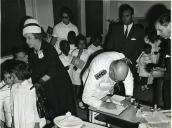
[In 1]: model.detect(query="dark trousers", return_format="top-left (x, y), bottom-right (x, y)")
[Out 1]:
top-left (73, 85), bottom-right (84, 102)
top-left (163, 80), bottom-right (171, 109)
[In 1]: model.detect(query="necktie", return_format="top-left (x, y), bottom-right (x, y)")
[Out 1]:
top-left (113, 81), bottom-right (125, 96)
top-left (124, 25), bottom-right (128, 38)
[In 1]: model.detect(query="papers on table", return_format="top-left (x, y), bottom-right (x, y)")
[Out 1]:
top-left (98, 104), bottom-right (128, 115)
top-left (98, 95), bottom-right (128, 115)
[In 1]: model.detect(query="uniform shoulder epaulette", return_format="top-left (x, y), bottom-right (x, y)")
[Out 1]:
top-left (94, 70), bottom-right (107, 80)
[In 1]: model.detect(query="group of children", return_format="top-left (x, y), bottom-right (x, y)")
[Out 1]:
top-left (0, 49), bottom-right (46, 128)
top-left (57, 31), bottom-right (103, 109)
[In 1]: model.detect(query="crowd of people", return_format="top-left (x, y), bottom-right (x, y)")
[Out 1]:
top-left (0, 4), bottom-right (171, 128)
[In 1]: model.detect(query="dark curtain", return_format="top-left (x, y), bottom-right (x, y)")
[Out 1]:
top-left (1, 0), bottom-right (26, 57)
top-left (85, 0), bottom-right (103, 37)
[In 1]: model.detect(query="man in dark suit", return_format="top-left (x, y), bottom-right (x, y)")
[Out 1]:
top-left (155, 11), bottom-right (171, 109)
top-left (105, 4), bottom-right (145, 75)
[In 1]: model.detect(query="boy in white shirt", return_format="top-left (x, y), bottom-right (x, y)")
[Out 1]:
top-left (10, 60), bottom-right (45, 128)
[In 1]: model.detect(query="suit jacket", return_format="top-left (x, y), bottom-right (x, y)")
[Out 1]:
top-left (105, 22), bottom-right (145, 65)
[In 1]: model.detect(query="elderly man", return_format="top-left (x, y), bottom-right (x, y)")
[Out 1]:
top-left (82, 52), bottom-right (134, 109)
top-left (155, 11), bottom-right (171, 109)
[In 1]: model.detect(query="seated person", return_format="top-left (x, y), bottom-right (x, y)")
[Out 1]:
top-left (82, 51), bottom-right (134, 109)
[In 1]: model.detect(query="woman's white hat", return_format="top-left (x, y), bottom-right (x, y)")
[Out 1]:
top-left (23, 18), bottom-right (41, 36)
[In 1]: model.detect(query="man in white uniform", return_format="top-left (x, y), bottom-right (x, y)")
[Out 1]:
top-left (50, 7), bottom-right (79, 54)
top-left (82, 52), bottom-right (134, 109)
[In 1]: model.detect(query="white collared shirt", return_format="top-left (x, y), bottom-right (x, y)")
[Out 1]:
top-left (82, 52), bottom-right (134, 108)
top-left (124, 22), bottom-right (133, 37)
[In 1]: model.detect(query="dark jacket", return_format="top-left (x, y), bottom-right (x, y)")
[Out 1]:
top-left (105, 22), bottom-right (145, 65)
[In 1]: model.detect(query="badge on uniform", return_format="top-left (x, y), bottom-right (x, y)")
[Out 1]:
top-left (94, 70), bottom-right (107, 80)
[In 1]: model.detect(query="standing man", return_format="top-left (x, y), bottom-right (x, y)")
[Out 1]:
top-left (82, 52), bottom-right (134, 109)
top-left (155, 11), bottom-right (171, 109)
top-left (50, 7), bottom-right (79, 54)
top-left (105, 4), bottom-right (145, 75)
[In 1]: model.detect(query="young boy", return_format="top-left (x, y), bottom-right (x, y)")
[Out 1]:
top-left (59, 40), bottom-right (73, 71)
top-left (10, 60), bottom-right (44, 128)
top-left (0, 59), bottom-right (15, 128)
top-left (67, 31), bottom-right (77, 55)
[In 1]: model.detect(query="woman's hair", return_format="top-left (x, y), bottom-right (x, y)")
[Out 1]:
top-left (145, 26), bottom-right (160, 43)
top-left (11, 60), bottom-right (31, 81)
top-left (60, 7), bottom-right (72, 19)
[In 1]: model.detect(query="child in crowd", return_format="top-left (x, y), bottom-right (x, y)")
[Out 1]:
top-left (67, 31), bottom-right (77, 55)
top-left (70, 34), bottom-right (90, 109)
top-left (136, 44), bottom-right (153, 91)
top-left (10, 60), bottom-right (45, 128)
top-left (59, 40), bottom-right (73, 72)
top-left (144, 27), bottom-right (162, 64)
top-left (13, 47), bottom-right (28, 64)
top-left (0, 60), bottom-right (15, 128)
top-left (87, 35), bottom-right (103, 55)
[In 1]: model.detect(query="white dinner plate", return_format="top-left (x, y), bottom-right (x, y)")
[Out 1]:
top-left (54, 115), bottom-right (83, 128)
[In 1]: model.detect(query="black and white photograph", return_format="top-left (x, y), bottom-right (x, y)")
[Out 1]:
top-left (0, 0), bottom-right (171, 128)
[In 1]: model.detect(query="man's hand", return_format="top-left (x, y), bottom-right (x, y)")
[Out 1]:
top-left (121, 96), bottom-right (131, 107)
top-left (101, 102), bottom-right (117, 109)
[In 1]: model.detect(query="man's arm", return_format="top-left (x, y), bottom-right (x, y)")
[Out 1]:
top-left (82, 66), bottom-right (103, 108)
